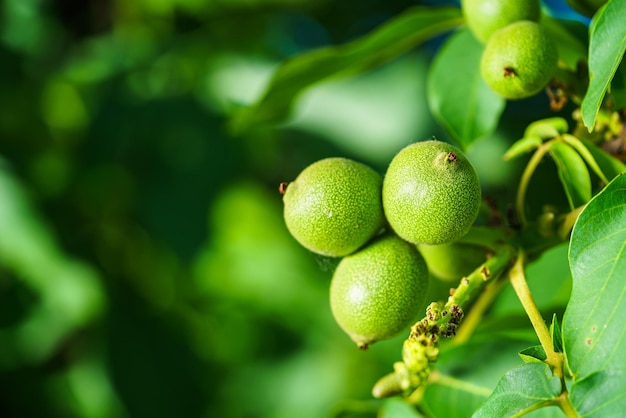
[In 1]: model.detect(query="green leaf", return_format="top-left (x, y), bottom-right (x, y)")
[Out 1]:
top-left (473, 363), bottom-right (561, 418)
top-left (562, 134), bottom-right (610, 186)
top-left (504, 118), bottom-right (570, 161)
top-left (231, 6), bottom-right (463, 132)
top-left (550, 314), bottom-right (563, 354)
top-left (525, 118), bottom-right (569, 140)
top-left (426, 29), bottom-right (505, 149)
top-left (519, 345), bottom-right (547, 363)
top-left (579, 138), bottom-right (626, 182)
top-left (570, 369), bottom-right (626, 417)
top-left (503, 136), bottom-right (543, 160)
top-left (563, 173), bottom-right (626, 380)
top-left (549, 141), bottom-right (592, 209)
top-left (580, 0), bottom-right (626, 130)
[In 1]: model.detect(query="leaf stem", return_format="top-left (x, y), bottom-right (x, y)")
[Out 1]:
top-left (506, 249), bottom-right (580, 417)
top-left (444, 244), bottom-right (516, 312)
top-left (556, 392), bottom-right (579, 418)
top-left (508, 250), bottom-right (562, 376)
top-left (453, 275), bottom-right (508, 345)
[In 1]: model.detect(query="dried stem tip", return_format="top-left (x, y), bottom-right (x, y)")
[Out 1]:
top-left (503, 66), bottom-right (517, 78)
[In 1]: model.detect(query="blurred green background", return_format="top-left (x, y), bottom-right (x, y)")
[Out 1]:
top-left (0, 0), bottom-right (573, 417)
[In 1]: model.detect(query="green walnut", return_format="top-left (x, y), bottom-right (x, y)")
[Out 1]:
top-left (462, 0), bottom-right (540, 43)
top-left (330, 234), bottom-right (429, 348)
top-left (481, 20), bottom-right (558, 100)
top-left (418, 242), bottom-right (487, 282)
top-left (382, 140), bottom-right (481, 245)
top-left (282, 157), bottom-right (385, 257)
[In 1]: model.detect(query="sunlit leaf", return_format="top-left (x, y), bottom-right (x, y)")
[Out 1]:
top-left (232, 6), bottom-right (463, 131)
top-left (427, 29), bottom-right (505, 149)
top-left (473, 363), bottom-right (561, 417)
top-left (525, 118), bottom-right (569, 140)
top-left (563, 173), bottom-right (626, 380)
top-left (580, 0), bottom-right (626, 130)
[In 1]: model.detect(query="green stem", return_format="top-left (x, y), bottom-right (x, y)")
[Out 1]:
top-left (453, 276), bottom-right (508, 345)
top-left (516, 143), bottom-right (552, 227)
top-left (443, 244), bottom-right (516, 312)
top-left (557, 392), bottom-right (579, 418)
top-left (427, 371), bottom-right (492, 398)
top-left (510, 242), bottom-right (580, 417)
top-left (508, 251), bottom-right (562, 375)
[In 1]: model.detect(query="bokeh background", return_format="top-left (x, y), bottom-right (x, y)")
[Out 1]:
top-left (0, 0), bottom-right (583, 417)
